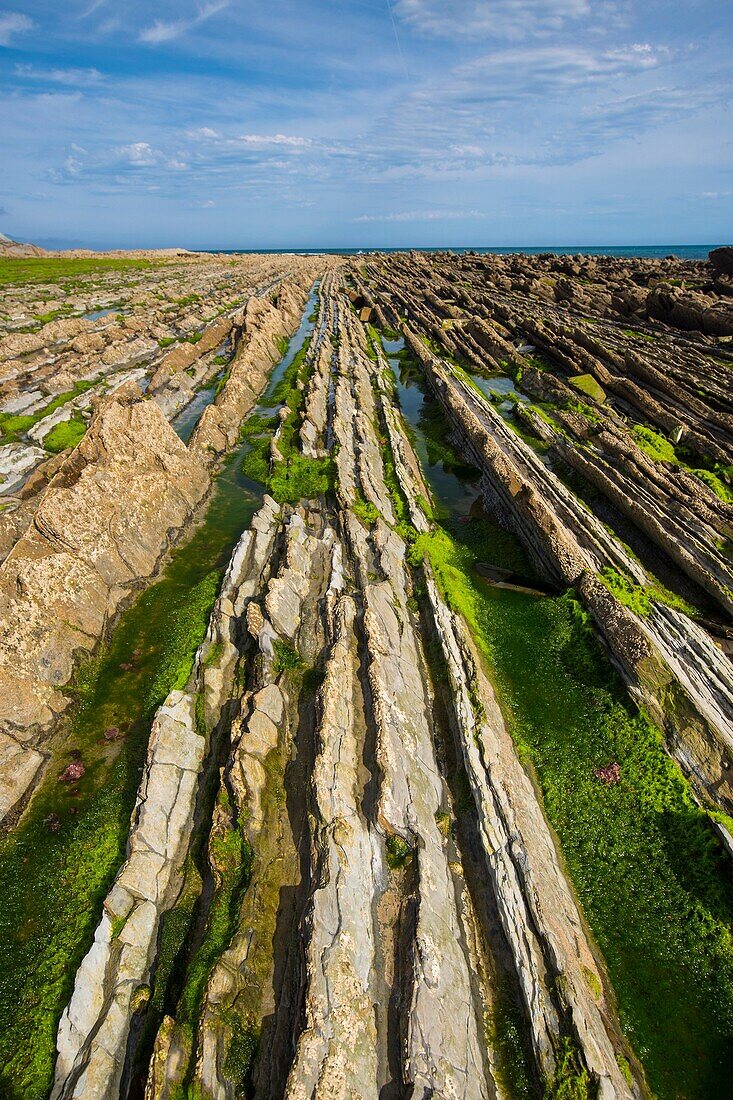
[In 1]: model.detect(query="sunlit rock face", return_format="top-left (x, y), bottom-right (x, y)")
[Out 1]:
top-left (2, 250), bottom-right (733, 1100)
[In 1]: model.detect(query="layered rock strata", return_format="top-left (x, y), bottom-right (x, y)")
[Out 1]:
top-left (0, 385), bottom-right (209, 821)
top-left (364, 252), bottom-right (733, 813)
top-left (53, 274), bottom-right (642, 1100)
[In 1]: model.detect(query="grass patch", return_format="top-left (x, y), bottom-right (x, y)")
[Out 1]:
top-left (385, 833), bottom-right (413, 869)
top-left (0, 380), bottom-right (95, 444)
top-left (175, 806), bottom-right (253, 1040)
top-left (569, 374), bottom-right (606, 403)
top-left (240, 437), bottom-right (270, 485)
top-left (632, 424), bottom-right (677, 463)
top-left (203, 641), bottom-right (224, 668)
top-left (486, 1002), bottom-right (535, 1100)
top-left (352, 491), bottom-right (380, 526)
top-left (0, 257), bottom-right (157, 287)
top-left (598, 567), bottom-right (653, 617)
top-left (272, 640), bottom-right (304, 677)
top-left (564, 398), bottom-right (601, 425)
top-left (43, 416), bottom-right (87, 454)
top-left (269, 454), bottom-right (336, 504)
top-left (240, 329), bottom-right (336, 505)
top-left (630, 426), bottom-right (733, 504)
top-left (622, 328), bottom-right (657, 342)
top-left (599, 566), bottom-right (696, 618)
top-left (692, 467), bottom-right (733, 504)
top-left (224, 1024), bottom-right (261, 1097)
top-left (546, 1037), bottom-right (592, 1099)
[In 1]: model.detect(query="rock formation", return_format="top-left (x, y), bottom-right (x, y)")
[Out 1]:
top-left (1, 248), bottom-right (732, 1100)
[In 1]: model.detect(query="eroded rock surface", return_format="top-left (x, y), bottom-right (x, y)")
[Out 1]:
top-left (5, 250), bottom-right (733, 1100)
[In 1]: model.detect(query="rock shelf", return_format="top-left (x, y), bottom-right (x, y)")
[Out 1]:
top-left (0, 256), bottom-right (325, 825)
top-left (1, 250), bottom-right (732, 1100)
top-left (362, 251), bottom-right (733, 814)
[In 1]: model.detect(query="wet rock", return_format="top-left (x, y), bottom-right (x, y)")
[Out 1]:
top-left (52, 692), bottom-right (205, 1100)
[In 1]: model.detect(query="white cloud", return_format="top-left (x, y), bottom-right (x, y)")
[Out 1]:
top-left (119, 141), bottom-right (157, 166)
top-left (139, 1), bottom-right (229, 45)
top-left (394, 0), bottom-right (591, 40)
top-left (459, 42), bottom-right (669, 87)
top-left (450, 144), bottom-right (486, 157)
top-left (15, 63), bottom-right (104, 85)
top-left (187, 126), bottom-right (222, 140)
top-left (0, 11), bottom-right (32, 46)
top-left (238, 133), bottom-right (312, 148)
top-left (356, 209), bottom-right (489, 222)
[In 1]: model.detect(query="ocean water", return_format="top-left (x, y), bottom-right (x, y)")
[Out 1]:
top-left (212, 244), bottom-right (719, 260)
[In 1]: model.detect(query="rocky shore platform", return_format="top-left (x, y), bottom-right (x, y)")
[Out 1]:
top-left (1, 247), bottom-right (732, 1100)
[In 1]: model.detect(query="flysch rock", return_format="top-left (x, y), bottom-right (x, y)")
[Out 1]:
top-left (0, 384), bottom-right (210, 822)
top-left (191, 506), bottom-right (332, 1100)
top-left (52, 692), bottom-right (205, 1100)
top-left (0, 441), bottom-right (46, 494)
top-left (54, 497), bottom-right (284, 1100)
top-left (327, 317), bottom-right (492, 1097)
top-left (334, 273), bottom-right (641, 1096)
top-left (284, 594), bottom-right (380, 1100)
top-left (189, 279), bottom-right (310, 462)
top-left (0, 730), bottom-right (44, 821)
top-left (395, 323), bottom-right (733, 812)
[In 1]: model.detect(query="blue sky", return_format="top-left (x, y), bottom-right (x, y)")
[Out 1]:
top-left (0, 0), bottom-right (731, 248)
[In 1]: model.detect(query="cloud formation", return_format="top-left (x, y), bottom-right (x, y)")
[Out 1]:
top-left (0, 0), bottom-right (730, 247)
top-left (0, 11), bottom-right (32, 46)
top-left (393, 0), bottom-right (591, 39)
top-left (15, 63), bottom-right (103, 84)
top-left (356, 209), bottom-right (490, 222)
top-left (139, 1), bottom-right (229, 45)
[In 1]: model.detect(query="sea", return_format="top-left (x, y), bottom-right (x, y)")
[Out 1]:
top-left (211, 245), bottom-right (719, 260)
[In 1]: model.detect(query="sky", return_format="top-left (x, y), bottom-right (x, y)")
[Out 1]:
top-left (0, 0), bottom-right (731, 249)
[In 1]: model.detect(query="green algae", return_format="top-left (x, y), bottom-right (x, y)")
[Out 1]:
top-left (486, 1002), bottom-right (535, 1100)
top-left (0, 380), bottom-right (95, 444)
top-left (269, 454), bottom-right (336, 503)
top-left (390, 343), bottom-right (733, 1100)
top-left (385, 833), bottom-right (413, 869)
top-left (0, 256), bottom-right (159, 287)
top-left (43, 415), bottom-right (87, 454)
top-left (0, 286), bottom-right (319, 1100)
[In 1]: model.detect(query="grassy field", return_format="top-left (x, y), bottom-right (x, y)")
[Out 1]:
top-left (0, 256), bottom-right (160, 287)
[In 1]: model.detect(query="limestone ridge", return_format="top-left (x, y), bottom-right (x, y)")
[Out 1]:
top-left (0, 261), bottom-right (322, 824)
top-left (0, 384), bottom-right (209, 818)
top-left (363, 250), bottom-right (733, 816)
top-left (189, 278), bottom-right (309, 460)
top-left (52, 272), bottom-right (642, 1099)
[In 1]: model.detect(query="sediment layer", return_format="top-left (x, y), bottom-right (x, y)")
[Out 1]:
top-left (2, 248), bottom-right (733, 1100)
